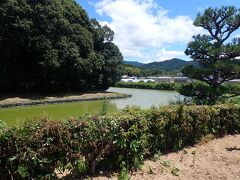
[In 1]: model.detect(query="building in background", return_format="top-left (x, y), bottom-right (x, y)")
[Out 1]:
top-left (121, 75), bottom-right (191, 83)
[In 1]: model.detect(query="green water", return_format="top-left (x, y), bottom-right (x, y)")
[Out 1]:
top-left (0, 100), bottom-right (117, 126)
top-left (0, 87), bottom-right (180, 126)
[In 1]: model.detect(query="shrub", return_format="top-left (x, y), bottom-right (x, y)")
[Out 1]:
top-left (0, 104), bottom-right (239, 178)
top-left (177, 82), bottom-right (240, 105)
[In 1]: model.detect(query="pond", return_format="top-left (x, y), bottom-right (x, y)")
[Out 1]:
top-left (107, 87), bottom-right (180, 108)
top-left (0, 87), bottom-right (181, 126)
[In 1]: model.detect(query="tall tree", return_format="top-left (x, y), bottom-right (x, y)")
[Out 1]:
top-left (178, 6), bottom-right (240, 104)
top-left (0, 0), bottom-right (122, 92)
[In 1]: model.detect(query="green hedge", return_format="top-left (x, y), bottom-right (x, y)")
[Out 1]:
top-left (0, 104), bottom-right (240, 178)
top-left (114, 81), bottom-right (178, 90)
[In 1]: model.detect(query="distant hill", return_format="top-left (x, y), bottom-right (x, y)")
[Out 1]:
top-left (124, 58), bottom-right (198, 72)
top-left (123, 61), bottom-right (146, 68)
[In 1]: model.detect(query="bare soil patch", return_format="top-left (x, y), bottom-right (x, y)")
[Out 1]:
top-left (93, 134), bottom-right (240, 180)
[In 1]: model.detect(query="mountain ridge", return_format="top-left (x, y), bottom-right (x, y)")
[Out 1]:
top-left (123, 58), bottom-right (197, 71)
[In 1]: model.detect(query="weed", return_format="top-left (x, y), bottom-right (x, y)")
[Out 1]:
top-left (153, 151), bottom-right (162, 162)
top-left (180, 149), bottom-right (188, 162)
top-left (147, 166), bottom-right (155, 175)
top-left (162, 160), bottom-right (170, 168)
top-left (118, 162), bottom-right (130, 180)
top-left (100, 98), bottom-right (108, 115)
top-left (191, 151), bottom-right (197, 166)
top-left (171, 167), bottom-right (180, 176)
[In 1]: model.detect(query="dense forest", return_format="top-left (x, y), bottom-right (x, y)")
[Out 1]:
top-left (119, 64), bottom-right (165, 76)
top-left (0, 0), bottom-right (123, 92)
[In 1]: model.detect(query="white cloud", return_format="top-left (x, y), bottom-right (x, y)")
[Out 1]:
top-left (95, 0), bottom-right (203, 62)
top-left (235, 33), bottom-right (240, 38)
top-left (142, 49), bottom-right (186, 63)
top-left (156, 49), bottom-right (185, 61)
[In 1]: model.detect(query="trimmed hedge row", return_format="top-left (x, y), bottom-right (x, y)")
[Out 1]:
top-left (114, 81), bottom-right (178, 90)
top-left (0, 104), bottom-right (240, 178)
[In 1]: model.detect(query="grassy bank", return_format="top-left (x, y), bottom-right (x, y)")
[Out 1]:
top-left (114, 81), bottom-right (180, 90)
top-left (0, 92), bottom-right (131, 108)
top-left (1, 104), bottom-right (239, 179)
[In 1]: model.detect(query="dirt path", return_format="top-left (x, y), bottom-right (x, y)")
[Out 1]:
top-left (95, 134), bottom-right (240, 180)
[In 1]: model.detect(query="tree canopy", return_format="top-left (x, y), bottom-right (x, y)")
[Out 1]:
top-left (179, 6), bottom-right (240, 104)
top-left (0, 0), bottom-right (123, 92)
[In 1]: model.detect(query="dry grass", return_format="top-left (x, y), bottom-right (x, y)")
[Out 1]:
top-left (0, 92), bottom-right (130, 107)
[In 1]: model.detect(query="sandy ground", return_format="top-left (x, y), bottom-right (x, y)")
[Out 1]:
top-left (94, 134), bottom-right (240, 180)
top-left (0, 92), bottom-right (130, 107)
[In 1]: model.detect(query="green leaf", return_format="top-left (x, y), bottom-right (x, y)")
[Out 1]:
top-left (17, 165), bottom-right (29, 178)
top-left (8, 156), bottom-right (17, 162)
top-left (0, 120), bottom-right (7, 129)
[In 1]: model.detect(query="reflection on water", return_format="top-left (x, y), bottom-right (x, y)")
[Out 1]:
top-left (108, 87), bottom-right (181, 109)
top-left (0, 87), bottom-right (180, 125)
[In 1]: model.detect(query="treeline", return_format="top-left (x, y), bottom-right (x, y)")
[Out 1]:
top-left (0, 0), bottom-right (122, 92)
top-left (1, 104), bottom-right (240, 178)
top-left (119, 64), bottom-right (164, 77)
top-left (119, 63), bottom-right (182, 77)
top-left (115, 81), bottom-right (177, 90)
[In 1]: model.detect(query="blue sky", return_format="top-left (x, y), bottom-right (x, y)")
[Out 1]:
top-left (78, 0), bottom-right (240, 62)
